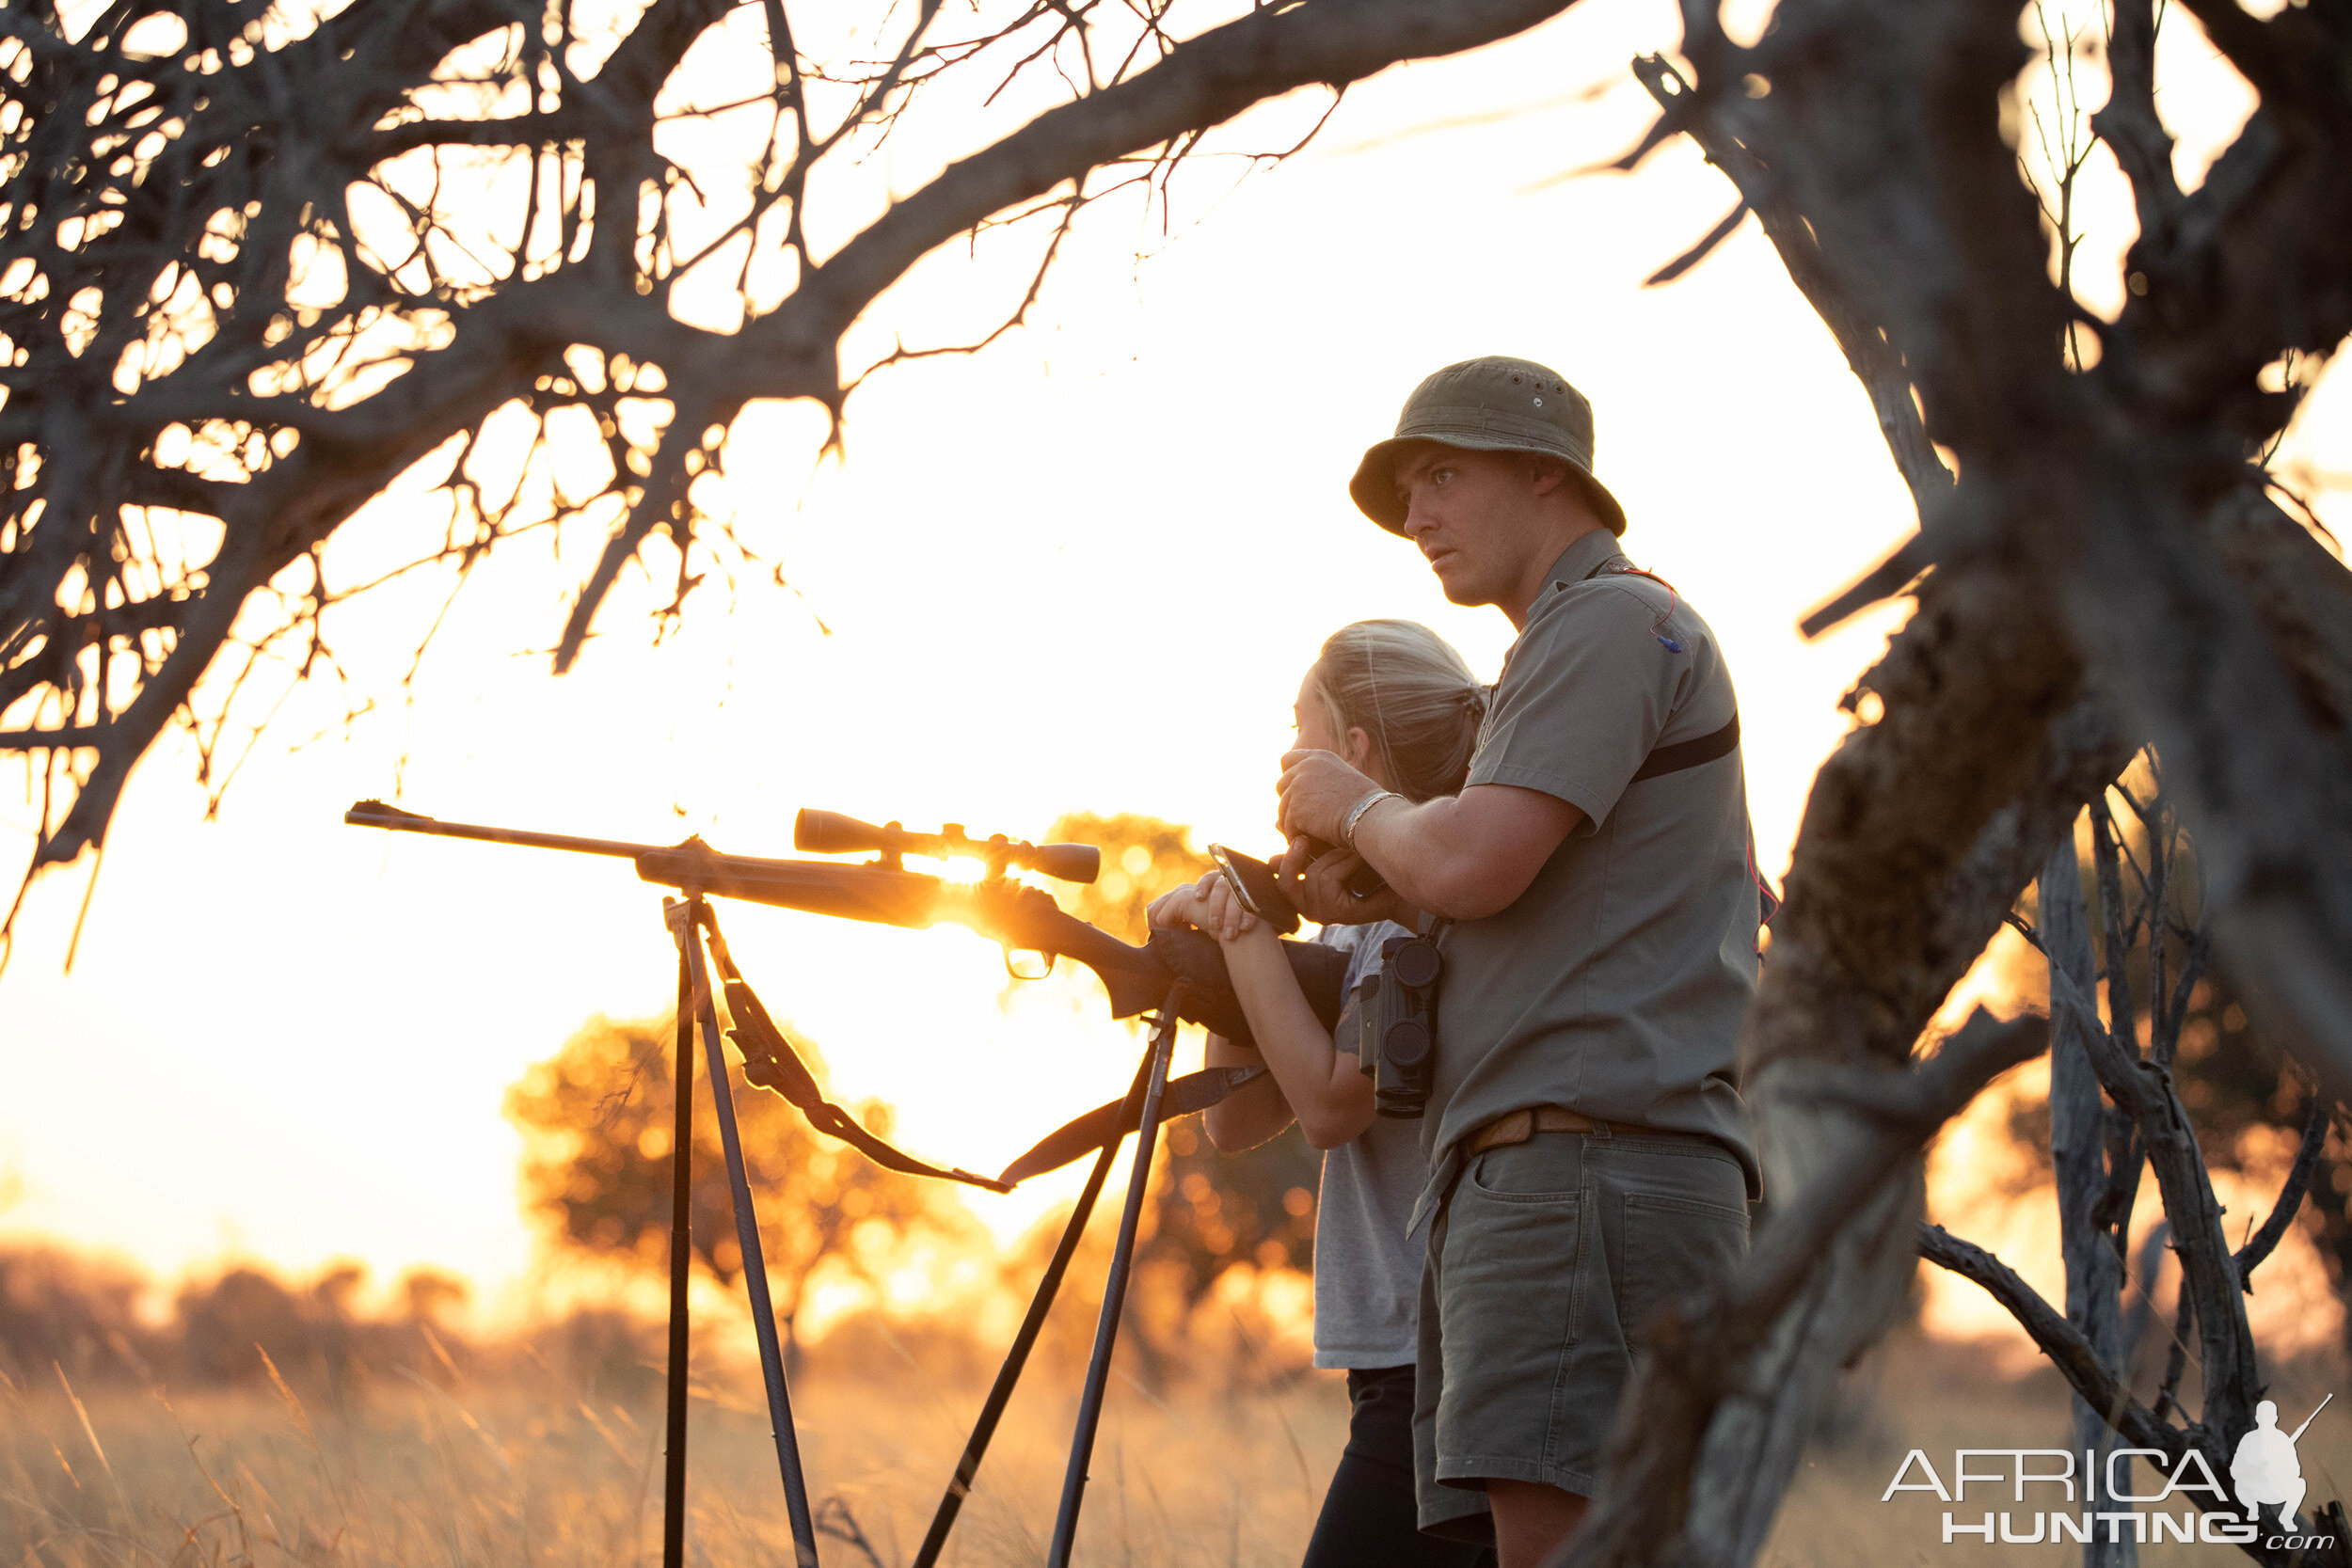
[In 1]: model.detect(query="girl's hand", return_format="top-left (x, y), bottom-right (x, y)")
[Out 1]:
top-left (1146, 874), bottom-right (1216, 930)
top-left (1144, 872), bottom-right (1261, 942)
top-left (1146, 873), bottom-right (1261, 942)
top-left (1194, 873), bottom-right (1264, 944)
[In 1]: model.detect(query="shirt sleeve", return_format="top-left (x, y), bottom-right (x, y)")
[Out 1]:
top-left (1327, 919), bottom-right (1409, 994)
top-left (1466, 579), bottom-right (1693, 832)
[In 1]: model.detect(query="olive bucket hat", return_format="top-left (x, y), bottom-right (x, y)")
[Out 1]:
top-left (1349, 356), bottom-right (1628, 536)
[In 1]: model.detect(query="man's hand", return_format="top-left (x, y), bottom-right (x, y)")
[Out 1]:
top-left (1277, 749), bottom-right (1382, 846)
top-left (1276, 835), bottom-right (1418, 927)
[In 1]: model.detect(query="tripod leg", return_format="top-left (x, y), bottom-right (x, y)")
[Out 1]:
top-left (910, 1050), bottom-right (1149, 1568)
top-left (663, 934), bottom-right (694, 1568)
top-left (684, 903), bottom-right (820, 1567)
top-left (1047, 1002), bottom-right (1179, 1568)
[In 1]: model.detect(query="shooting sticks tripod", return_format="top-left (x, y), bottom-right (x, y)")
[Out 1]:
top-left (658, 891), bottom-right (1183, 1568)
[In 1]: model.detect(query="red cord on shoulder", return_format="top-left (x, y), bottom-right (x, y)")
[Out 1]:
top-left (1602, 565), bottom-right (1683, 653)
top-left (1748, 837), bottom-right (1782, 931)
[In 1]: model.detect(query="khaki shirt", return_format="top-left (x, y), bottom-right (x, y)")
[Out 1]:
top-left (1412, 531), bottom-right (1761, 1230)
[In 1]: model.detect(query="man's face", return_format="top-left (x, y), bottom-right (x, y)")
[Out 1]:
top-left (1391, 444), bottom-right (1548, 608)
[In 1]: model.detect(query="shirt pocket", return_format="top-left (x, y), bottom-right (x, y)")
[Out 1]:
top-left (1617, 1191), bottom-right (1748, 1354)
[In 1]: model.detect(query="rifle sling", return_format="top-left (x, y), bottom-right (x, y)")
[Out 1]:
top-left (725, 1008), bottom-right (1012, 1192)
top-left (697, 920), bottom-right (1280, 1196)
top-left (996, 1064), bottom-right (1270, 1187)
top-left (699, 913), bottom-right (1014, 1194)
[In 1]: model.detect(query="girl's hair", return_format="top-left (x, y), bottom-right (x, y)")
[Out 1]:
top-left (1306, 620), bottom-right (1486, 802)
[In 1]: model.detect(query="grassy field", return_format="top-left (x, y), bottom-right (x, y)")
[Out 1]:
top-left (2, 1326), bottom-right (1345, 1568)
top-left (5, 1326), bottom-right (2345, 1565)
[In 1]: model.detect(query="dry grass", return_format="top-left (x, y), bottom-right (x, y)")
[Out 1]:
top-left (1, 1335), bottom-right (1344, 1567)
top-left (5, 1326), bottom-right (2345, 1565)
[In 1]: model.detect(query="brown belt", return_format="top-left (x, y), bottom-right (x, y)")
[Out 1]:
top-left (1465, 1105), bottom-right (1604, 1156)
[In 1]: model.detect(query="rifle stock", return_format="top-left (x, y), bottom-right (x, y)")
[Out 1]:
top-left (946, 881), bottom-right (1168, 1021)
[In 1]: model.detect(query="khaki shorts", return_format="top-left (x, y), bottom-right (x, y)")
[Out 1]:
top-left (1412, 1122), bottom-right (1750, 1538)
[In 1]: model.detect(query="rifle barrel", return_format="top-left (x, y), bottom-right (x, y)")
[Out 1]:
top-left (638, 847), bottom-right (949, 930)
top-left (344, 801), bottom-right (659, 861)
top-left (342, 800), bottom-right (1171, 1021)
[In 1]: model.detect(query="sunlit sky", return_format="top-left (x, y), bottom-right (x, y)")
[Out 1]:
top-left (3, 0), bottom-right (2343, 1338)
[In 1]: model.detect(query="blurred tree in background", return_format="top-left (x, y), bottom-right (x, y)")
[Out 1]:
top-left (1041, 811), bottom-right (1213, 947)
top-left (0, 1245), bottom-right (496, 1393)
top-left (504, 1012), bottom-right (977, 1367)
top-left (0, 1243), bottom-right (155, 1386)
top-left (400, 1264), bottom-right (470, 1326)
top-left (1154, 1117), bottom-right (1319, 1291)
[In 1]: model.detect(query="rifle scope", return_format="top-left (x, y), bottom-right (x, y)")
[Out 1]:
top-left (795, 809), bottom-right (1099, 886)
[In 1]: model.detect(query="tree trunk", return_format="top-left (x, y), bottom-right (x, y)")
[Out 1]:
top-left (2042, 838), bottom-right (2137, 1568)
top-left (1679, 1167), bottom-right (1924, 1565)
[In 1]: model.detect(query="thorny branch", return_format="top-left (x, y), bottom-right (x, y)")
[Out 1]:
top-left (2236, 1092), bottom-right (2332, 1287)
top-left (1922, 756), bottom-right (2340, 1568)
top-left (0, 0), bottom-right (1579, 938)
top-left (1919, 1223), bottom-right (2182, 1459)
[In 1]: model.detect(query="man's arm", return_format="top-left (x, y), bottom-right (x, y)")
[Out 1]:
top-left (1277, 749), bottom-right (1582, 923)
top-left (1352, 784), bottom-right (1582, 920)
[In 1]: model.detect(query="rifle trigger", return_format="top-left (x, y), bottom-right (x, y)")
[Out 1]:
top-left (1002, 945), bottom-right (1054, 982)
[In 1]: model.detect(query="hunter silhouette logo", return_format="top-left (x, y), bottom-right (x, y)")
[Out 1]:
top-left (2233, 1394), bottom-right (2329, 1530)
top-left (1878, 1402), bottom-right (2345, 1549)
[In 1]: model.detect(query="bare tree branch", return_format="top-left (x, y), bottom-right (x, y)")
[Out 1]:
top-left (1628, 53), bottom-right (1953, 641)
top-left (2042, 862), bottom-right (2261, 1449)
top-left (0, 0), bottom-right (1581, 899)
top-left (2235, 1091), bottom-right (2332, 1287)
top-left (2091, 0), bottom-right (2182, 241)
top-left (2039, 831), bottom-right (2138, 1562)
top-left (1919, 1222), bottom-right (2183, 1459)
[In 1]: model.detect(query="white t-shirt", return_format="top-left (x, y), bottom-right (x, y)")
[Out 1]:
top-left (1307, 920), bottom-right (1429, 1370)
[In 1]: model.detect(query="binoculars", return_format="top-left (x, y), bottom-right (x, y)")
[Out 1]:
top-left (1351, 932), bottom-right (1442, 1118)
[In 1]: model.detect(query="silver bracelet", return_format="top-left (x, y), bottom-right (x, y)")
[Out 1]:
top-left (1340, 788), bottom-right (1399, 851)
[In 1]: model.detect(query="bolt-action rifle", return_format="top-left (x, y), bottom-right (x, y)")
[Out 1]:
top-left (342, 800), bottom-right (1344, 1046)
top-left (342, 796), bottom-right (1346, 1568)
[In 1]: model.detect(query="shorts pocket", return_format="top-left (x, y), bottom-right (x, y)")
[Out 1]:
top-left (1617, 1193), bottom-right (1747, 1353)
top-left (1445, 1155), bottom-right (1588, 1348)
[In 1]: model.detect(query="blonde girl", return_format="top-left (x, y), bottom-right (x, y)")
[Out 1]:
top-left (1148, 619), bottom-right (1493, 1568)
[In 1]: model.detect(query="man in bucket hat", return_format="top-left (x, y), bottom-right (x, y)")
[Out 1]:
top-left (1277, 356), bottom-right (1763, 1566)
